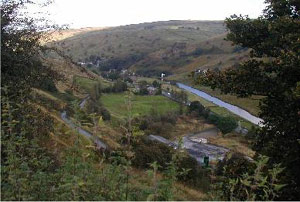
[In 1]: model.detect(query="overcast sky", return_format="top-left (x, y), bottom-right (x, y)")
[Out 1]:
top-left (29, 0), bottom-right (266, 28)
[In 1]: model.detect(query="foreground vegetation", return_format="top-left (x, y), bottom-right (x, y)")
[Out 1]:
top-left (196, 0), bottom-right (300, 199)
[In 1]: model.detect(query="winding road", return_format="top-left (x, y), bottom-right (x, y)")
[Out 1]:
top-left (60, 96), bottom-right (107, 150)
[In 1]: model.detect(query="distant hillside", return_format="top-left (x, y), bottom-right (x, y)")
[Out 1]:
top-left (50, 20), bottom-right (248, 79)
top-left (131, 33), bottom-right (249, 78)
top-left (50, 21), bottom-right (225, 60)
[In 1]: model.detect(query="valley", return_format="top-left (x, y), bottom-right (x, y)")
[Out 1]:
top-left (35, 20), bottom-right (258, 200)
top-left (3, 0), bottom-right (299, 199)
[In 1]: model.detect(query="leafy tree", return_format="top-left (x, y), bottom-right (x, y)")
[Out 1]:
top-left (1, 1), bottom-right (62, 200)
top-left (1, 0), bottom-right (61, 97)
top-left (196, 0), bottom-right (300, 199)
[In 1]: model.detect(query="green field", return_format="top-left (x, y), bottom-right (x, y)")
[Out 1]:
top-left (73, 75), bottom-right (111, 93)
top-left (101, 93), bottom-right (180, 118)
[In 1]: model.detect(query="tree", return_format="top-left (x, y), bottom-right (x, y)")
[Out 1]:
top-left (1, 1), bottom-right (62, 199)
top-left (112, 79), bottom-right (127, 92)
top-left (1, 0), bottom-right (61, 97)
top-left (197, 0), bottom-right (300, 199)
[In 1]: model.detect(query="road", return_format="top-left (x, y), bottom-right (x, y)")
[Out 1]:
top-left (177, 83), bottom-right (264, 126)
top-left (60, 96), bottom-right (107, 150)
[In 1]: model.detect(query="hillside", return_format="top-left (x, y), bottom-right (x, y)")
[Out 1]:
top-left (50, 20), bottom-right (249, 77)
top-left (50, 20), bottom-right (227, 66)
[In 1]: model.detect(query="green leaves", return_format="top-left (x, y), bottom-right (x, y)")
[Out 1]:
top-left (197, 1), bottom-right (300, 199)
top-left (213, 154), bottom-right (286, 201)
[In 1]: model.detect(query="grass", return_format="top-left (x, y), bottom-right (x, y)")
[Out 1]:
top-left (208, 132), bottom-right (255, 157)
top-left (101, 93), bottom-right (179, 119)
top-left (73, 75), bottom-right (111, 94)
top-left (52, 20), bottom-right (226, 61)
top-left (170, 116), bottom-right (215, 140)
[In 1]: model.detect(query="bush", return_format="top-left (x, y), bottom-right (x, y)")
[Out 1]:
top-left (100, 107), bottom-right (111, 121)
top-left (38, 78), bottom-right (58, 92)
top-left (202, 108), bottom-right (211, 119)
top-left (139, 87), bottom-right (148, 95)
top-left (152, 80), bottom-right (160, 88)
top-left (213, 153), bottom-right (285, 201)
top-left (112, 79), bottom-right (127, 92)
top-left (189, 101), bottom-right (205, 115)
top-left (208, 113), bottom-right (237, 134)
top-left (132, 137), bottom-right (173, 169)
top-left (207, 113), bottom-right (220, 123)
top-left (160, 112), bottom-right (177, 125)
top-left (176, 155), bottom-right (211, 191)
top-left (136, 112), bottom-right (178, 139)
top-left (217, 116), bottom-right (238, 134)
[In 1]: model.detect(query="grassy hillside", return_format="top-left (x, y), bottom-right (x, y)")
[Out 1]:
top-left (50, 21), bottom-right (249, 76)
top-left (50, 20), bottom-right (226, 62)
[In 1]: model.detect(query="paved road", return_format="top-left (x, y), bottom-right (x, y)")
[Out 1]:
top-left (177, 83), bottom-right (264, 126)
top-left (79, 95), bottom-right (90, 109)
top-left (61, 96), bottom-right (107, 150)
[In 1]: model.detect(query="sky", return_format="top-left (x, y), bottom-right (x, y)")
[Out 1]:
top-left (29, 0), bottom-right (266, 28)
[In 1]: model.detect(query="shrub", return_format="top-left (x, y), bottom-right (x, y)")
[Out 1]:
top-left (38, 78), bottom-right (58, 92)
top-left (152, 80), bottom-right (160, 88)
top-left (139, 87), bottom-right (148, 95)
top-left (176, 155), bottom-right (211, 191)
top-left (213, 153), bottom-right (285, 201)
top-left (132, 137), bottom-right (173, 169)
top-left (217, 116), bottom-right (238, 134)
top-left (208, 113), bottom-right (237, 134)
top-left (100, 107), bottom-right (111, 121)
top-left (207, 113), bottom-right (220, 123)
top-left (189, 101), bottom-right (205, 115)
top-left (112, 79), bottom-right (127, 92)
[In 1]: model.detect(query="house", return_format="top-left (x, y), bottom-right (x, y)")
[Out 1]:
top-left (147, 86), bottom-right (157, 95)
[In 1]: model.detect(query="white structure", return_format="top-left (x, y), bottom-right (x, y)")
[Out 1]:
top-left (190, 137), bottom-right (208, 144)
top-left (161, 73), bottom-right (166, 81)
